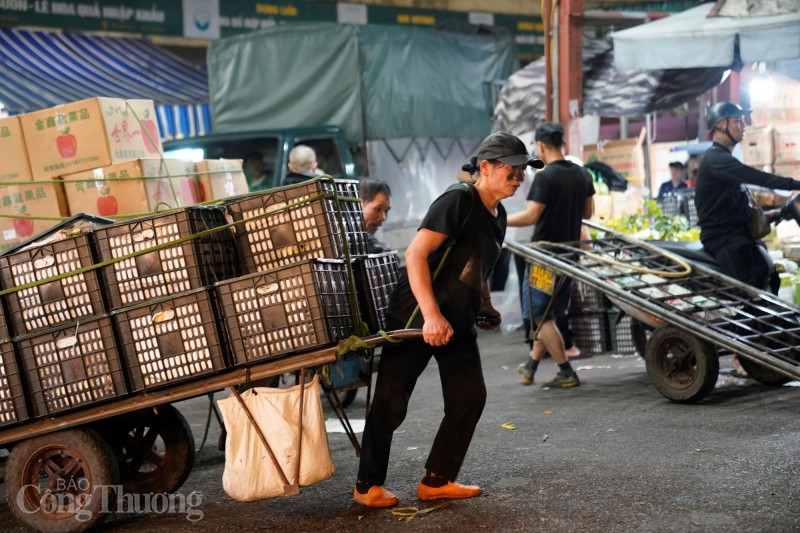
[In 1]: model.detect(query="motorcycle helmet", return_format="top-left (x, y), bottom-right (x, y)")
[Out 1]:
top-left (705, 102), bottom-right (750, 131)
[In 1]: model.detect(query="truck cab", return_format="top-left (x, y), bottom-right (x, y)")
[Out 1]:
top-left (162, 125), bottom-right (358, 190)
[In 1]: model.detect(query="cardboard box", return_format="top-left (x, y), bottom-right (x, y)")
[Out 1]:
top-left (19, 98), bottom-right (163, 181)
top-left (139, 159), bottom-right (200, 209)
top-left (62, 160), bottom-right (150, 217)
top-left (195, 159), bottom-right (249, 201)
top-left (611, 190), bottom-right (643, 218)
top-left (773, 123), bottom-right (800, 166)
top-left (0, 182), bottom-right (67, 253)
top-left (742, 126), bottom-right (775, 168)
top-left (774, 162), bottom-right (800, 180)
top-left (584, 135), bottom-right (646, 189)
top-left (0, 116), bottom-right (33, 182)
top-left (592, 194), bottom-right (613, 220)
top-left (750, 75), bottom-right (800, 127)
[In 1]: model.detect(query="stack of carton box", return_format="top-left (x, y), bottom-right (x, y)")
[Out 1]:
top-left (749, 76), bottom-right (800, 179)
top-left (195, 159), bottom-right (249, 201)
top-left (0, 98), bottom-right (171, 251)
top-left (0, 115), bottom-right (67, 254)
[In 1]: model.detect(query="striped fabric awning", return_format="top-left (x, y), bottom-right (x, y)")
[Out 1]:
top-left (0, 28), bottom-right (210, 141)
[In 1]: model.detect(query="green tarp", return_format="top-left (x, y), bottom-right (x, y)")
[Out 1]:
top-left (208, 23), bottom-right (518, 144)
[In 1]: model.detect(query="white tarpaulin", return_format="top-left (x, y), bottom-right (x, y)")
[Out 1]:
top-left (611, 2), bottom-right (800, 70)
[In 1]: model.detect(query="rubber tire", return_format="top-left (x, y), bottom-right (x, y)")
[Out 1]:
top-left (101, 404), bottom-right (195, 496)
top-left (631, 319), bottom-right (652, 358)
top-left (736, 356), bottom-right (791, 386)
top-left (4, 428), bottom-right (119, 533)
top-left (645, 325), bottom-right (719, 404)
top-left (337, 389), bottom-right (358, 408)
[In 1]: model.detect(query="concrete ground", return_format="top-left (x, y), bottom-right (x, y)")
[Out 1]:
top-left (1, 327), bottom-right (798, 532)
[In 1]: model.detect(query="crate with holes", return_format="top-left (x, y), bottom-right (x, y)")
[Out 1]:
top-left (224, 178), bottom-right (369, 274)
top-left (608, 309), bottom-right (647, 355)
top-left (353, 252), bottom-right (400, 333)
top-left (569, 280), bottom-right (610, 313)
top-left (568, 311), bottom-right (611, 356)
top-left (16, 316), bottom-right (127, 417)
top-left (215, 259), bottom-right (354, 365)
top-left (0, 340), bottom-right (28, 427)
top-left (112, 288), bottom-right (227, 391)
top-left (0, 231), bottom-right (106, 336)
top-left (92, 206), bottom-right (240, 310)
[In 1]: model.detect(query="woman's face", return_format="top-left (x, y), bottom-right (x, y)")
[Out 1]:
top-left (482, 160), bottom-right (526, 199)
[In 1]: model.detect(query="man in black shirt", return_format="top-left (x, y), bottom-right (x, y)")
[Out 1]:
top-left (507, 122), bottom-right (595, 389)
top-left (696, 102), bottom-right (800, 290)
top-left (353, 132), bottom-right (542, 508)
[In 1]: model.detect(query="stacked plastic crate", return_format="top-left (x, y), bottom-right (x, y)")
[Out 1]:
top-left (353, 252), bottom-right (401, 334)
top-left (607, 308), bottom-right (641, 355)
top-left (93, 207), bottom-right (240, 391)
top-left (216, 179), bottom-right (373, 366)
top-left (567, 281), bottom-right (611, 355)
top-left (0, 223), bottom-right (126, 417)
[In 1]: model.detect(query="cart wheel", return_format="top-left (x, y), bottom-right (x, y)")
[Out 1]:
top-left (102, 404), bottom-right (195, 497)
top-left (4, 428), bottom-right (119, 533)
top-left (631, 319), bottom-right (652, 358)
top-left (736, 356), bottom-right (790, 386)
top-left (645, 325), bottom-right (719, 403)
top-left (337, 389), bottom-right (358, 408)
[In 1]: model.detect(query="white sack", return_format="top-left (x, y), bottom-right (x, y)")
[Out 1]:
top-left (218, 375), bottom-right (335, 501)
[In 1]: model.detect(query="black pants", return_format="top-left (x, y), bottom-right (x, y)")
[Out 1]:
top-left (702, 229), bottom-right (770, 290)
top-left (357, 332), bottom-right (486, 486)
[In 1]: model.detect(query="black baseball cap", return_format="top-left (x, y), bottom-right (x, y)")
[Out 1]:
top-left (477, 132), bottom-right (545, 169)
top-left (534, 122), bottom-right (565, 146)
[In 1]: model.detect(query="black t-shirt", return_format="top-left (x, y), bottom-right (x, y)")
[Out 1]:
top-left (386, 184), bottom-right (506, 335)
top-left (696, 141), bottom-right (800, 234)
top-left (528, 160), bottom-right (595, 242)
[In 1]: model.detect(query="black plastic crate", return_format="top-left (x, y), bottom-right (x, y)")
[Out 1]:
top-left (568, 311), bottom-right (610, 356)
top-left (608, 310), bottom-right (649, 355)
top-left (354, 252), bottom-right (399, 333)
top-left (224, 179), bottom-right (369, 273)
top-left (112, 289), bottom-right (227, 391)
top-left (608, 310), bottom-right (637, 355)
top-left (569, 281), bottom-right (610, 313)
top-left (16, 316), bottom-right (127, 417)
top-left (0, 341), bottom-right (28, 426)
top-left (0, 233), bottom-right (106, 336)
top-left (92, 206), bottom-right (240, 310)
top-left (215, 259), bottom-right (354, 365)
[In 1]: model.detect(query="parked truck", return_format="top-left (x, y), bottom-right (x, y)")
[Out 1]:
top-left (163, 125), bottom-right (361, 189)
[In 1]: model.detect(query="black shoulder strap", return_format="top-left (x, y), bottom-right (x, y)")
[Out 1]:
top-left (404, 183), bottom-right (477, 328)
top-left (454, 183), bottom-right (476, 244)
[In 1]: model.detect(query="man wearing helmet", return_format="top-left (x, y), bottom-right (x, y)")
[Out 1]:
top-left (696, 102), bottom-right (800, 291)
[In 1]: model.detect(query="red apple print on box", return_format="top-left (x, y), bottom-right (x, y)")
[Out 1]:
top-left (13, 206), bottom-right (34, 238)
top-left (141, 109), bottom-right (159, 154)
top-left (96, 186), bottom-right (118, 216)
top-left (55, 113), bottom-right (77, 158)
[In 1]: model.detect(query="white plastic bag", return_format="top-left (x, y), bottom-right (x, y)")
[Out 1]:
top-left (217, 374), bottom-right (335, 501)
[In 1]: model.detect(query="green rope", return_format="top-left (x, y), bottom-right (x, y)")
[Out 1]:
top-left (336, 335), bottom-right (375, 356)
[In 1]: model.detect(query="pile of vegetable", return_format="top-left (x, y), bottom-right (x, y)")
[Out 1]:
top-left (596, 200), bottom-right (700, 241)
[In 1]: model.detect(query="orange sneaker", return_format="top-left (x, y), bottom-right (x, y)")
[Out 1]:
top-left (417, 481), bottom-right (481, 501)
top-left (353, 486), bottom-right (399, 508)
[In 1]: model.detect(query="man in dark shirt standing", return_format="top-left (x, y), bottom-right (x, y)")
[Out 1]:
top-left (696, 102), bottom-right (800, 290)
top-left (508, 122), bottom-right (595, 388)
